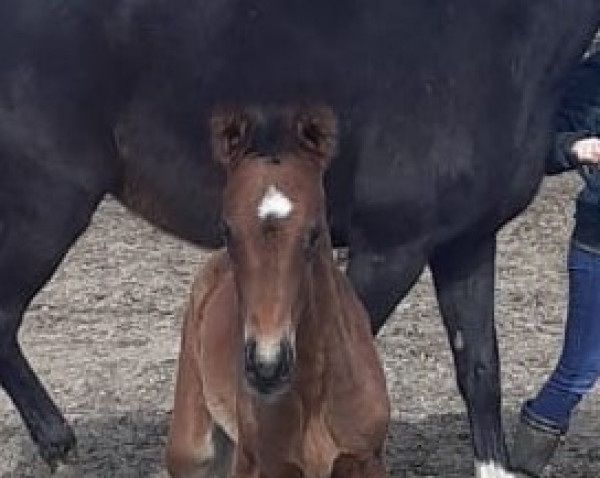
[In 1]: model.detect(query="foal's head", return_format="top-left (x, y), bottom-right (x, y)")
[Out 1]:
top-left (210, 105), bottom-right (337, 396)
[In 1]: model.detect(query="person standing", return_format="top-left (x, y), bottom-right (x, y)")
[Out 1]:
top-left (511, 51), bottom-right (600, 476)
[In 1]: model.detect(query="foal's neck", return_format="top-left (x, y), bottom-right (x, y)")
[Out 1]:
top-left (295, 245), bottom-right (344, 371)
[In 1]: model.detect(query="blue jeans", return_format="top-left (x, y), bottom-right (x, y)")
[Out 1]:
top-left (524, 243), bottom-right (600, 433)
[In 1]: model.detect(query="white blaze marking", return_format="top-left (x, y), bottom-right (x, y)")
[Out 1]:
top-left (454, 330), bottom-right (464, 351)
top-left (245, 326), bottom-right (291, 363)
top-left (475, 461), bottom-right (515, 478)
top-left (258, 185), bottom-right (293, 220)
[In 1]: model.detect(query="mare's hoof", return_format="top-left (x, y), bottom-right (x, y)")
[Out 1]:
top-left (35, 421), bottom-right (77, 472)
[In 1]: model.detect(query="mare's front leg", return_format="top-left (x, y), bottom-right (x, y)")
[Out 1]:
top-left (430, 237), bottom-right (513, 478)
top-left (346, 232), bottom-right (427, 334)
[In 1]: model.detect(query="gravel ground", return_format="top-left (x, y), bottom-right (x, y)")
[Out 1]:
top-left (0, 173), bottom-right (598, 478)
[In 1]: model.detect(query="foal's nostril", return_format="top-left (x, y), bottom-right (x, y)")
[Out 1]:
top-left (278, 339), bottom-right (293, 377)
top-left (255, 354), bottom-right (283, 380)
top-left (244, 339), bottom-right (257, 369)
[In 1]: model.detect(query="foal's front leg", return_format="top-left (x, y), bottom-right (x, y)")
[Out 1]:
top-left (234, 444), bottom-right (259, 478)
top-left (332, 453), bottom-right (386, 478)
top-left (166, 336), bottom-right (216, 478)
top-left (167, 308), bottom-right (233, 478)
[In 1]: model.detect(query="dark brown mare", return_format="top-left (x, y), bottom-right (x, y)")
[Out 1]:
top-left (166, 105), bottom-right (390, 478)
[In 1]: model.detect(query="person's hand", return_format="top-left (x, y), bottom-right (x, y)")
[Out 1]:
top-left (571, 137), bottom-right (600, 165)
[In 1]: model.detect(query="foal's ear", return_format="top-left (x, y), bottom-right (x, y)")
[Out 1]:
top-left (210, 107), bottom-right (251, 167)
top-left (294, 106), bottom-right (338, 169)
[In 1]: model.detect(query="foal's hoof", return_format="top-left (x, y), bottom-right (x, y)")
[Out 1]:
top-left (35, 422), bottom-right (77, 472)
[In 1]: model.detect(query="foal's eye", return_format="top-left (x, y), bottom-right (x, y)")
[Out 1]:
top-left (303, 226), bottom-right (321, 255)
top-left (219, 219), bottom-right (232, 244)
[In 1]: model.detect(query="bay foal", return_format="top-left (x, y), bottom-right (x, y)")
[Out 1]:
top-left (166, 105), bottom-right (389, 478)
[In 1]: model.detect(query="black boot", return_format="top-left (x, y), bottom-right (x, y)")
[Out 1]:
top-left (510, 404), bottom-right (566, 477)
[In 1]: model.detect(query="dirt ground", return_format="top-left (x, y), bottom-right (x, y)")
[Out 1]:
top-left (0, 173), bottom-right (599, 478)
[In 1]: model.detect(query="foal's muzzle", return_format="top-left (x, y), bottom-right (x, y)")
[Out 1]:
top-left (244, 338), bottom-right (294, 395)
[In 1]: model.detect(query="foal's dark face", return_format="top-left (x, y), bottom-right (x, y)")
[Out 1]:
top-left (211, 105), bottom-right (337, 396)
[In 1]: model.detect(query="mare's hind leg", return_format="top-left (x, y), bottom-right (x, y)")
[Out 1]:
top-left (0, 143), bottom-right (112, 466)
top-left (430, 237), bottom-right (513, 478)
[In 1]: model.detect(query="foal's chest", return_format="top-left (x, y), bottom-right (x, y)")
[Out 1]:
top-left (249, 396), bottom-right (341, 478)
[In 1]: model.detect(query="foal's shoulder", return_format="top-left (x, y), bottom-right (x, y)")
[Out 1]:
top-left (330, 264), bottom-right (370, 324)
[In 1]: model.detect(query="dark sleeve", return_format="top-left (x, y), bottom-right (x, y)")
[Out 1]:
top-left (545, 131), bottom-right (593, 175)
top-left (546, 52), bottom-right (600, 175)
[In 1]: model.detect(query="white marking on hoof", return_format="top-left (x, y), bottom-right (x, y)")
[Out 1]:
top-left (258, 185), bottom-right (293, 220)
top-left (454, 330), bottom-right (464, 351)
top-left (475, 461), bottom-right (515, 478)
